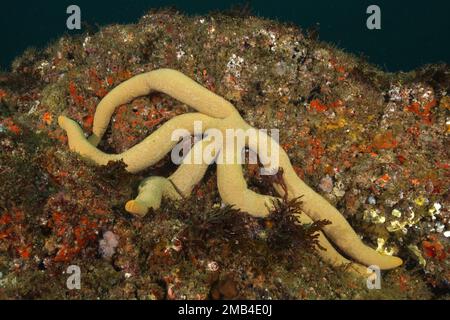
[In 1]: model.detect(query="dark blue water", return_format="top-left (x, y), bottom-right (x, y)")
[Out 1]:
top-left (1, 0), bottom-right (449, 71)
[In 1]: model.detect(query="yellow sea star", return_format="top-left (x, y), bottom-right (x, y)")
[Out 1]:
top-left (58, 68), bottom-right (402, 275)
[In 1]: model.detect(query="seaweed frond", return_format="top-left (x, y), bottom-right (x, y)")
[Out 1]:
top-left (177, 204), bottom-right (250, 244)
top-left (265, 196), bottom-right (331, 252)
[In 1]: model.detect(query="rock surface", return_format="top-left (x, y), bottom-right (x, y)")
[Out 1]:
top-left (0, 10), bottom-right (448, 299)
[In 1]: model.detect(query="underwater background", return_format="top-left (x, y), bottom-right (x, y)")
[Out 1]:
top-left (1, 0), bottom-right (449, 71)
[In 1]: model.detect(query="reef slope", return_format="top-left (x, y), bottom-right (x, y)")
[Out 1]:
top-left (0, 10), bottom-right (448, 299)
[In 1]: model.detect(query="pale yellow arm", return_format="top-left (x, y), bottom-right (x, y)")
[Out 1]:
top-left (248, 130), bottom-right (403, 270)
top-left (216, 138), bottom-right (367, 275)
top-left (169, 138), bottom-right (216, 197)
top-left (126, 138), bottom-right (216, 217)
top-left (58, 115), bottom-right (122, 165)
top-left (59, 113), bottom-right (220, 173)
top-left (295, 212), bottom-right (368, 277)
top-left (125, 176), bottom-right (181, 217)
top-left (216, 143), bottom-right (278, 218)
top-left (88, 68), bottom-right (238, 146)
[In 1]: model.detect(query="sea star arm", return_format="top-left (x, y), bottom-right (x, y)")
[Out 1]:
top-left (58, 112), bottom-right (220, 173)
top-left (216, 140), bottom-right (368, 275)
top-left (216, 143), bottom-right (277, 218)
top-left (249, 130), bottom-right (403, 269)
top-left (279, 151), bottom-right (402, 269)
top-left (169, 138), bottom-right (215, 197)
top-left (88, 68), bottom-right (237, 146)
top-left (125, 176), bottom-right (182, 217)
top-left (126, 138), bottom-right (215, 216)
top-left (295, 212), bottom-right (368, 276)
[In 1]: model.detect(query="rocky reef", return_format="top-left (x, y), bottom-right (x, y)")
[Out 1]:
top-left (0, 9), bottom-right (448, 299)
